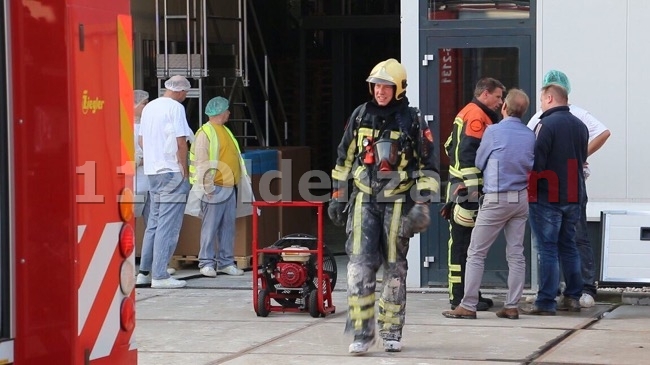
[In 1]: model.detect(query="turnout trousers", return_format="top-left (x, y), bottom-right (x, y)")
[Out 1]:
top-left (345, 191), bottom-right (413, 341)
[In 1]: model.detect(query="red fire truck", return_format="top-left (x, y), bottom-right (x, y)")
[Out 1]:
top-left (1, 0), bottom-right (138, 363)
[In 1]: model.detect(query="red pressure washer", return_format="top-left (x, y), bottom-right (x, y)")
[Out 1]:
top-left (252, 201), bottom-right (337, 318)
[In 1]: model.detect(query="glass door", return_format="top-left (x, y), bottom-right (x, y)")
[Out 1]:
top-left (421, 35), bottom-right (533, 288)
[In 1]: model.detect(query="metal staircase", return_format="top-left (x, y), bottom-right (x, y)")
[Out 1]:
top-left (154, 0), bottom-right (286, 147)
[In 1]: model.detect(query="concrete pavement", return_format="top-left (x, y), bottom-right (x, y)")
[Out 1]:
top-left (135, 260), bottom-right (650, 365)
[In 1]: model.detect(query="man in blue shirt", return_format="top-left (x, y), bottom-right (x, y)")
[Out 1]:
top-left (443, 89), bottom-right (535, 320)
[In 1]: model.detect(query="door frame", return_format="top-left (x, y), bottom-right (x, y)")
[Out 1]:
top-left (419, 34), bottom-right (534, 287)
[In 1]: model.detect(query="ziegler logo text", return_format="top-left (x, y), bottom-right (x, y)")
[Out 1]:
top-left (82, 90), bottom-right (105, 114)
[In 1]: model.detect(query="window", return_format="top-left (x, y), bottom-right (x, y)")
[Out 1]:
top-left (428, 0), bottom-right (530, 21)
top-left (437, 46), bottom-right (520, 181)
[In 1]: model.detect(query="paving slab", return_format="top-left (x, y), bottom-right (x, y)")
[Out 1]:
top-left (138, 352), bottom-right (226, 365)
top-left (135, 287), bottom-right (650, 365)
top-left (136, 316), bottom-right (309, 352)
top-left (534, 328), bottom-right (650, 365)
top-left (591, 304), bottom-right (650, 331)
top-left (137, 289), bottom-right (317, 323)
top-left (219, 354), bottom-right (513, 365)
top-left (135, 251), bottom-right (650, 365)
top-left (533, 305), bottom-right (650, 364)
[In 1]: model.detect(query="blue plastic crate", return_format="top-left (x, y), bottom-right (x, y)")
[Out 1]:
top-left (242, 149), bottom-right (278, 175)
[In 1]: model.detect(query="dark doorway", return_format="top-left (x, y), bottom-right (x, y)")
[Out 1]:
top-left (251, 1), bottom-right (401, 173)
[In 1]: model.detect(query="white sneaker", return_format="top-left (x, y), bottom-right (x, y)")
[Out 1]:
top-left (348, 337), bottom-right (375, 355)
top-left (199, 266), bottom-right (217, 278)
top-left (218, 265), bottom-right (244, 276)
top-left (136, 273), bottom-right (151, 285)
top-left (580, 293), bottom-right (595, 308)
top-left (167, 267), bottom-right (176, 275)
top-left (151, 277), bottom-right (186, 289)
top-left (383, 339), bottom-right (402, 352)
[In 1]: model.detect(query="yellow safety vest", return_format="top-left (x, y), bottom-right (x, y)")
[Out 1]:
top-left (188, 123), bottom-right (246, 186)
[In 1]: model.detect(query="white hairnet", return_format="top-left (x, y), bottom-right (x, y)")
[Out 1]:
top-left (134, 90), bottom-right (149, 107)
top-left (164, 75), bottom-right (191, 92)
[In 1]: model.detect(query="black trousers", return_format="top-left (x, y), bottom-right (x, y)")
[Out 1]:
top-left (448, 218), bottom-right (473, 305)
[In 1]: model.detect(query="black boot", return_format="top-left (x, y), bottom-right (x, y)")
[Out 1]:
top-left (479, 296), bottom-right (494, 308)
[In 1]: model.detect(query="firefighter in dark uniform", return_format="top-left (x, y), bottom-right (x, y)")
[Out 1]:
top-left (328, 59), bottom-right (440, 354)
top-left (441, 77), bottom-right (505, 311)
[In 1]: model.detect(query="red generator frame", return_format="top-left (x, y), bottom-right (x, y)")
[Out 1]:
top-left (252, 201), bottom-right (336, 317)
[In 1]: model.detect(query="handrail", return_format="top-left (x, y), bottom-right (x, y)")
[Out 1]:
top-left (246, 36), bottom-right (282, 147)
top-left (246, 0), bottom-right (288, 146)
top-left (155, 0), bottom-right (287, 145)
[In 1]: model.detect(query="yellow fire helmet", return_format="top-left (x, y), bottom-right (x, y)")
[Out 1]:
top-left (453, 204), bottom-right (478, 228)
top-left (366, 58), bottom-right (407, 100)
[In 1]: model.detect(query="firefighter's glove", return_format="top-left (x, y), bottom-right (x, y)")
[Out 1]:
top-left (405, 203), bottom-right (431, 233)
top-left (439, 201), bottom-right (454, 220)
top-left (328, 190), bottom-right (347, 227)
top-left (456, 185), bottom-right (480, 203)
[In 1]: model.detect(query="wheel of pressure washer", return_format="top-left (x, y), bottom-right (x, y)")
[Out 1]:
top-left (308, 289), bottom-right (322, 318)
top-left (256, 289), bottom-right (270, 317)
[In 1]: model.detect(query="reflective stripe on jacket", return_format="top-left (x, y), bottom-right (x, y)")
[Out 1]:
top-left (443, 101), bottom-right (493, 188)
top-left (332, 102), bottom-right (440, 199)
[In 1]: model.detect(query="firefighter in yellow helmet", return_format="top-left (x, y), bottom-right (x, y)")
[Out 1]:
top-left (329, 58), bottom-right (440, 354)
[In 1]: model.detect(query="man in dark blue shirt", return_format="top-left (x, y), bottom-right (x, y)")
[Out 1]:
top-left (525, 84), bottom-right (588, 315)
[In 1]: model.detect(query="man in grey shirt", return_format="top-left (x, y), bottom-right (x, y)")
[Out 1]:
top-left (443, 89), bottom-right (535, 319)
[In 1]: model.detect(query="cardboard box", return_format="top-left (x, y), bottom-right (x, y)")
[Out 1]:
top-left (233, 215), bottom-right (253, 257)
top-left (251, 174), bottom-right (283, 247)
top-left (135, 214), bottom-right (254, 258)
top-left (247, 146), bottom-right (318, 237)
top-left (275, 147), bottom-right (316, 236)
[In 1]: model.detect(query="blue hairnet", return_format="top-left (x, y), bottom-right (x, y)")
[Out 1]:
top-left (543, 70), bottom-right (571, 94)
top-left (205, 97), bottom-right (230, 116)
top-left (134, 90), bottom-right (149, 107)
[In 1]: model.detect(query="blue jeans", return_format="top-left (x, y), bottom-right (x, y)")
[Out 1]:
top-left (529, 202), bottom-right (583, 311)
top-left (140, 172), bottom-right (190, 280)
top-left (198, 186), bottom-right (237, 269)
top-left (135, 166), bottom-right (150, 220)
top-left (576, 196), bottom-right (597, 297)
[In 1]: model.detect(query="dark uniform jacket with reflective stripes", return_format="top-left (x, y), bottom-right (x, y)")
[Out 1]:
top-left (332, 99), bottom-right (440, 201)
top-left (444, 99), bottom-right (500, 194)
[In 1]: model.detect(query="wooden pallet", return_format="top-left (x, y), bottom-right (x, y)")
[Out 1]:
top-left (235, 255), bottom-right (255, 270)
top-left (169, 255), bottom-right (199, 270)
top-left (170, 255), bottom-right (258, 270)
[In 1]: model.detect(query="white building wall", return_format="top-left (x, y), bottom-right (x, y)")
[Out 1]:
top-left (538, 0), bottom-right (650, 216)
top-left (626, 1), bottom-right (650, 200)
top-left (401, 0), bottom-right (421, 289)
